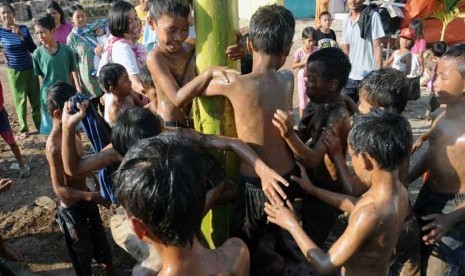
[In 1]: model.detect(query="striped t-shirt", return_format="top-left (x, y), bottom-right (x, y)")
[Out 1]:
top-left (0, 25), bottom-right (36, 71)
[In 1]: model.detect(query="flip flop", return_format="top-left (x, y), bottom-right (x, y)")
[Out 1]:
top-left (35, 196), bottom-right (57, 210)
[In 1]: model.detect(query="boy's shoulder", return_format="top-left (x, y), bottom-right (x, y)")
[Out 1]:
top-left (278, 68), bottom-right (293, 80)
top-left (149, 42), bottom-right (194, 61)
top-left (217, 237), bottom-right (249, 273)
top-left (32, 46), bottom-right (44, 57)
top-left (45, 132), bottom-right (61, 159)
top-left (59, 43), bottom-right (74, 53)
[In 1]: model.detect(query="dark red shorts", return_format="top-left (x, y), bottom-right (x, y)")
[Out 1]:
top-left (0, 108), bottom-right (15, 145)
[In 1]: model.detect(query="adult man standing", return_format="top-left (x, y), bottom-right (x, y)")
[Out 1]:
top-left (342, 0), bottom-right (385, 103)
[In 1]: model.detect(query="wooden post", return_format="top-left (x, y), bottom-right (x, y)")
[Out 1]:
top-left (193, 0), bottom-right (240, 248)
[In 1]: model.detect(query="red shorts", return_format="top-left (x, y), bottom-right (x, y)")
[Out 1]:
top-left (0, 108), bottom-right (16, 145)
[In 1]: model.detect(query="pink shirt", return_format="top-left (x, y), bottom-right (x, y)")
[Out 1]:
top-left (411, 38), bottom-right (426, 55)
top-left (55, 22), bottom-right (73, 44)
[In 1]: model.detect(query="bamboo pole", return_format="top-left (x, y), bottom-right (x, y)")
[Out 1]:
top-left (193, 0), bottom-right (240, 248)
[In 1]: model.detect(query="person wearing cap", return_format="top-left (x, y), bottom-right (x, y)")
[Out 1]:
top-left (384, 28), bottom-right (415, 76)
top-left (341, 0), bottom-right (385, 103)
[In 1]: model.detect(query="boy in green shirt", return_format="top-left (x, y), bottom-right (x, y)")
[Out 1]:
top-left (33, 15), bottom-right (80, 135)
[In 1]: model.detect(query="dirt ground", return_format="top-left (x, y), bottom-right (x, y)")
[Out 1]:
top-left (0, 19), bottom-right (429, 275)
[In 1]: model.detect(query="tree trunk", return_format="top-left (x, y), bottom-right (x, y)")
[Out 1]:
top-left (193, 0), bottom-right (240, 249)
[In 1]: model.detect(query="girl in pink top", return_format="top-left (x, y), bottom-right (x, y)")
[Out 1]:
top-left (409, 19), bottom-right (426, 77)
top-left (47, 1), bottom-right (73, 44)
top-left (293, 27), bottom-right (318, 118)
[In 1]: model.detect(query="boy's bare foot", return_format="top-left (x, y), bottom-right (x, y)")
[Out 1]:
top-left (19, 164), bottom-right (31, 178)
top-left (16, 132), bottom-right (29, 140)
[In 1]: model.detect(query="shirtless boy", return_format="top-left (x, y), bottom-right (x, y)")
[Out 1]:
top-left (99, 63), bottom-right (142, 126)
top-left (323, 69), bottom-right (419, 276)
top-left (61, 105), bottom-right (288, 269)
top-left (408, 44), bottom-right (465, 275)
top-left (146, 0), bottom-right (241, 128)
top-left (272, 47), bottom-right (351, 246)
top-left (45, 81), bottom-right (115, 275)
top-left (174, 5), bottom-right (298, 274)
top-left (266, 109), bottom-right (411, 276)
top-left (327, 68), bottom-right (411, 193)
top-left (113, 137), bottom-right (249, 275)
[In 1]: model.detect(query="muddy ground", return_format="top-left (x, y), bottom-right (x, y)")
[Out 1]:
top-left (0, 19), bottom-right (429, 275)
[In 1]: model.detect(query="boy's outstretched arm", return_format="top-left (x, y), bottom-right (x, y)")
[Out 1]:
top-left (146, 52), bottom-right (236, 107)
top-left (272, 109), bottom-right (326, 168)
top-left (175, 129), bottom-right (290, 203)
top-left (61, 101), bottom-right (121, 177)
top-left (265, 197), bottom-right (375, 274)
top-left (291, 163), bottom-right (357, 213)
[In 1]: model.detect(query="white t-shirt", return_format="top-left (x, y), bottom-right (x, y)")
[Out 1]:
top-left (342, 12), bottom-right (385, 80)
top-left (97, 40), bottom-right (140, 76)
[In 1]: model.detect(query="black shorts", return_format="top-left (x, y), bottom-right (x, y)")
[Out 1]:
top-left (56, 200), bottom-right (112, 276)
top-left (232, 165), bottom-right (303, 252)
top-left (414, 184), bottom-right (465, 266)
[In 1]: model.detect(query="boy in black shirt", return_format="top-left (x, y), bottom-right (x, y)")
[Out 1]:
top-left (315, 11), bottom-right (337, 49)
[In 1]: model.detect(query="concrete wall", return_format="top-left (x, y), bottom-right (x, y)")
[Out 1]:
top-left (238, 0), bottom-right (284, 21)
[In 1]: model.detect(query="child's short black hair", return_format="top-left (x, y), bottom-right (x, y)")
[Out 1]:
top-left (139, 65), bottom-right (155, 89)
top-left (319, 11), bottom-right (331, 19)
top-left (349, 109), bottom-right (412, 171)
top-left (249, 4), bottom-right (295, 56)
top-left (432, 41), bottom-right (447, 57)
top-left (0, 3), bottom-right (15, 16)
top-left (109, 0), bottom-right (136, 38)
top-left (442, 43), bottom-right (465, 77)
top-left (359, 68), bottom-right (409, 113)
top-left (114, 136), bottom-right (211, 248)
top-left (69, 4), bottom-right (85, 17)
top-left (98, 63), bottom-right (127, 92)
top-left (46, 1), bottom-right (66, 24)
top-left (111, 107), bottom-right (164, 155)
top-left (46, 81), bottom-right (76, 116)
top-left (302, 27), bottom-right (316, 40)
top-left (307, 47), bottom-right (351, 90)
top-left (35, 14), bottom-right (56, 31)
top-left (148, 0), bottom-right (190, 21)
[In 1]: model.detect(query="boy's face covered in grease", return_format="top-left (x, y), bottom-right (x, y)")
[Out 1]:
top-left (153, 15), bottom-right (189, 53)
top-left (433, 58), bottom-right (465, 104)
top-left (305, 60), bottom-right (334, 103)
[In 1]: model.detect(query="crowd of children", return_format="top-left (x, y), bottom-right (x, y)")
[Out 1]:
top-left (0, 0), bottom-right (464, 275)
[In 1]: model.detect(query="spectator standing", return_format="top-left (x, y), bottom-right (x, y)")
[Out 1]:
top-left (46, 1), bottom-right (73, 45)
top-left (67, 4), bottom-right (105, 112)
top-left (341, 0), bottom-right (385, 103)
top-left (0, 3), bottom-right (40, 138)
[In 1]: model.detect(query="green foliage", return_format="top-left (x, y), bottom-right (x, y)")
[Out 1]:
top-left (427, 0), bottom-right (465, 41)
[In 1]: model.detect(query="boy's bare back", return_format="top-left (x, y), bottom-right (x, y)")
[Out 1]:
top-left (427, 115), bottom-right (465, 193)
top-left (157, 237), bottom-right (249, 276)
top-left (206, 69), bottom-right (295, 176)
top-left (342, 183), bottom-right (409, 275)
top-left (106, 93), bottom-right (137, 125)
top-left (147, 43), bottom-right (195, 124)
